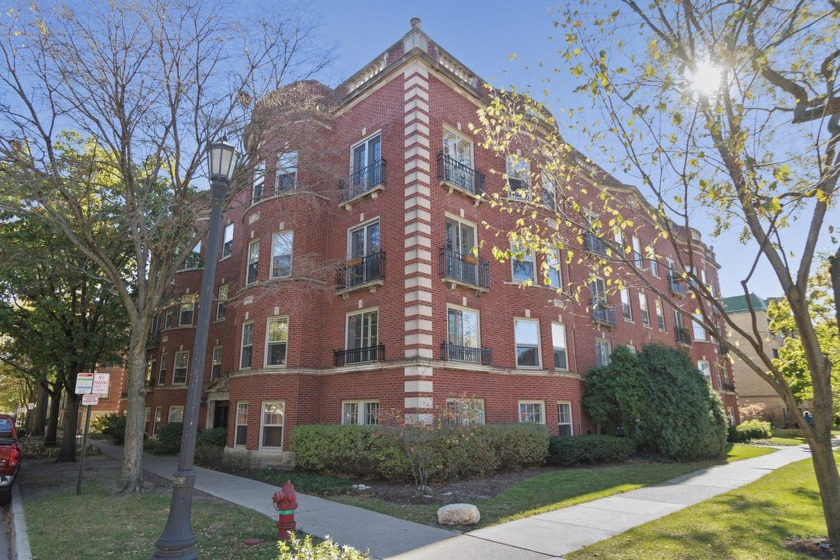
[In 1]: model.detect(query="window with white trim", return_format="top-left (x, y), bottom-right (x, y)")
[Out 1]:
top-left (145, 407), bottom-right (151, 434)
top-left (342, 400), bottom-right (380, 425)
top-left (235, 402), bottom-right (248, 446)
top-left (246, 240), bottom-right (260, 285)
top-left (648, 246), bottom-right (659, 277)
top-left (211, 345), bottom-right (222, 380)
top-left (692, 313), bottom-right (707, 341)
top-left (252, 160), bottom-right (265, 204)
top-left (620, 288), bottom-right (633, 321)
top-left (515, 319), bottom-right (541, 368)
top-left (551, 322), bottom-right (568, 370)
top-left (446, 306), bottom-right (480, 361)
top-left (165, 308), bottom-right (174, 330)
top-left (506, 155), bottom-right (531, 198)
top-left (152, 406), bottom-right (162, 436)
top-left (558, 402), bottom-right (573, 437)
top-left (445, 398), bottom-right (486, 425)
top-left (241, 322), bottom-right (254, 369)
top-left (173, 351), bottom-right (189, 384)
top-left (346, 309), bottom-right (378, 363)
top-left (145, 359), bottom-right (155, 385)
top-left (511, 240), bottom-right (536, 283)
top-left (698, 360), bottom-right (712, 383)
top-left (518, 401), bottom-right (545, 424)
top-left (655, 299), bottom-right (666, 331)
top-left (545, 249), bottom-right (562, 289)
top-left (216, 284), bottom-right (228, 320)
top-left (442, 129), bottom-right (475, 191)
top-left (352, 133), bottom-right (382, 188)
top-left (270, 232), bottom-right (293, 278)
top-left (157, 353), bottom-right (167, 385)
top-left (349, 220), bottom-right (380, 259)
top-left (222, 223), bottom-right (234, 259)
top-left (595, 338), bottom-right (612, 367)
top-left (168, 405), bottom-right (184, 424)
top-left (276, 150), bottom-right (298, 192)
top-left (179, 295), bottom-right (195, 327)
top-left (265, 317), bottom-right (288, 367)
top-left (261, 401), bottom-right (285, 448)
top-left (541, 172), bottom-right (557, 209)
top-left (632, 236), bottom-right (643, 268)
top-left (639, 292), bottom-right (650, 327)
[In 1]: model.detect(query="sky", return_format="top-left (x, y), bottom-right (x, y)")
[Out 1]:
top-left (293, 0), bottom-right (836, 300)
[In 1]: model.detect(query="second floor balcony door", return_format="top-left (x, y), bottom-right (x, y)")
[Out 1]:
top-left (353, 134), bottom-right (381, 189)
top-left (349, 221), bottom-right (380, 285)
top-left (443, 130), bottom-right (473, 190)
top-left (445, 218), bottom-right (476, 284)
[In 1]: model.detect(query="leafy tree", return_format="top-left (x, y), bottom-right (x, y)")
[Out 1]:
top-left (475, 0), bottom-right (840, 542)
top-left (0, 0), bottom-right (329, 492)
top-left (584, 345), bottom-right (727, 461)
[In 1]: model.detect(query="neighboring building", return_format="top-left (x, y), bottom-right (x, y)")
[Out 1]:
top-left (142, 19), bottom-right (738, 465)
top-left (723, 294), bottom-right (790, 425)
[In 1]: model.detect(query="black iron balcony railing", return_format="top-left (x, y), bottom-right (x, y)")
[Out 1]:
top-left (669, 274), bottom-right (686, 296)
top-left (336, 252), bottom-right (386, 291)
top-left (584, 233), bottom-right (608, 256)
top-left (722, 382), bottom-right (736, 392)
top-left (437, 153), bottom-right (485, 196)
top-left (676, 327), bottom-right (692, 345)
top-left (591, 300), bottom-right (617, 326)
top-left (333, 344), bottom-right (385, 367)
top-left (439, 247), bottom-right (490, 290)
top-left (718, 342), bottom-right (729, 355)
top-left (339, 159), bottom-right (387, 202)
top-left (440, 342), bottom-right (493, 366)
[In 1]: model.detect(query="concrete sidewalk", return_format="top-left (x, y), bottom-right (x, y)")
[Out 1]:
top-left (86, 442), bottom-right (813, 560)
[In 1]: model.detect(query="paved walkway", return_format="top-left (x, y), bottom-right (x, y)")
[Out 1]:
top-left (13, 442), bottom-right (814, 559)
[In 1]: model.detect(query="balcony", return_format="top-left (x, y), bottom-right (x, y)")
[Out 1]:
top-left (591, 301), bottom-right (616, 326)
top-left (339, 159), bottom-right (387, 207)
top-left (676, 327), bottom-right (692, 346)
top-left (584, 233), bottom-right (608, 257)
top-left (336, 252), bottom-right (385, 295)
top-left (669, 275), bottom-right (686, 296)
top-left (333, 344), bottom-right (385, 367)
top-left (437, 152), bottom-right (485, 200)
top-left (439, 248), bottom-right (490, 292)
top-left (440, 342), bottom-right (493, 366)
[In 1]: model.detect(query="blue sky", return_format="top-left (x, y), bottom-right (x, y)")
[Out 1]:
top-left (299, 1), bottom-right (835, 299)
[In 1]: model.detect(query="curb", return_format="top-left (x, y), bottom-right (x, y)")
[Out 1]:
top-left (10, 484), bottom-right (32, 560)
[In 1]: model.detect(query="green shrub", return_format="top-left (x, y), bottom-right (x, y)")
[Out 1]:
top-left (484, 423), bottom-right (549, 470)
top-left (547, 435), bottom-right (637, 466)
top-left (195, 445), bottom-right (224, 468)
top-left (432, 425), bottom-right (497, 480)
top-left (91, 412), bottom-right (127, 445)
top-left (277, 533), bottom-right (368, 559)
top-left (196, 427), bottom-right (227, 447)
top-left (156, 422), bottom-right (183, 455)
top-left (728, 419), bottom-right (773, 442)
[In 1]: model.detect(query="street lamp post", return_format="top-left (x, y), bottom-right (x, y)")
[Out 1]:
top-left (152, 141), bottom-right (238, 559)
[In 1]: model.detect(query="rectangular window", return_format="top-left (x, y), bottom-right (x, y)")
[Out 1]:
top-left (352, 133), bottom-right (382, 188)
top-left (445, 398), bottom-right (486, 426)
top-left (211, 345), bottom-right (222, 380)
top-left (648, 247), bottom-right (659, 277)
top-left (252, 160), bottom-right (265, 204)
top-left (442, 129), bottom-right (475, 191)
top-left (241, 322), bottom-right (254, 369)
top-left (181, 241), bottom-right (202, 270)
top-left (235, 402), bottom-right (248, 447)
top-left (590, 277), bottom-right (607, 305)
top-left (247, 240), bottom-right (259, 285)
top-left (541, 172), bottom-right (557, 210)
top-left (692, 313), bottom-right (707, 341)
top-left (145, 407), bottom-right (151, 434)
top-left (346, 310), bottom-right (378, 363)
top-left (515, 319), bottom-right (541, 368)
top-left (276, 150), bottom-right (298, 192)
top-left (350, 220), bottom-right (381, 258)
top-left (145, 360), bottom-right (155, 385)
top-left (165, 309), bottom-right (174, 330)
top-left (639, 292), bottom-right (650, 327)
top-left (216, 284), bottom-right (228, 320)
top-left (698, 360), bottom-right (712, 383)
top-left (179, 296), bottom-right (195, 327)
top-left (173, 351), bottom-right (189, 384)
top-left (342, 401), bottom-right (380, 425)
top-left (157, 354), bottom-right (167, 385)
top-left (153, 406), bottom-right (162, 436)
top-left (511, 240), bottom-right (536, 283)
top-left (168, 405), bottom-right (184, 424)
top-left (270, 232), bottom-right (293, 278)
top-left (620, 288), bottom-right (633, 321)
top-left (558, 402), bottom-right (573, 437)
top-left (261, 401), bottom-right (285, 449)
top-left (632, 236), bottom-right (643, 268)
top-left (506, 155), bottom-right (531, 198)
top-left (222, 223), bottom-right (234, 259)
top-left (552, 323), bottom-right (568, 370)
top-left (655, 299), bottom-right (666, 331)
top-left (595, 338), bottom-right (612, 367)
top-left (265, 317), bottom-right (288, 367)
top-left (545, 249), bottom-right (562, 289)
top-left (518, 401), bottom-right (545, 424)
top-left (447, 306), bottom-right (480, 354)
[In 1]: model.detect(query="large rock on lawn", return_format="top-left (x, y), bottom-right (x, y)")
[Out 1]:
top-left (437, 503), bottom-right (480, 526)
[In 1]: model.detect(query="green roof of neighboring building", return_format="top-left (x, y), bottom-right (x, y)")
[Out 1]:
top-left (722, 293), bottom-right (768, 313)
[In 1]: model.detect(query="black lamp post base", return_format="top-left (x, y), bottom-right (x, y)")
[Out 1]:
top-left (151, 471), bottom-right (198, 559)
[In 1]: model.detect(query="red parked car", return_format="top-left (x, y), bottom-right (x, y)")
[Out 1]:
top-left (0, 414), bottom-right (21, 506)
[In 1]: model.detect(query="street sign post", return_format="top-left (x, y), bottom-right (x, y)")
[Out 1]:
top-left (75, 371), bottom-right (106, 495)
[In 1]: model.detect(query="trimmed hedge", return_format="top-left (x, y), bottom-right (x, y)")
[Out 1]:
top-left (290, 423), bottom-right (548, 482)
top-left (548, 435), bottom-right (636, 466)
top-left (728, 419), bottom-right (773, 442)
top-left (196, 427), bottom-right (227, 447)
top-left (157, 422), bottom-right (183, 455)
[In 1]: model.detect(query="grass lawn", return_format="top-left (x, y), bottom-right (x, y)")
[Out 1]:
top-left (565, 456), bottom-right (830, 559)
top-left (22, 461), bottom-right (279, 560)
top-left (330, 444), bottom-right (774, 530)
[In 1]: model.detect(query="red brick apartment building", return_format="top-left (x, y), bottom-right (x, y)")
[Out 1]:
top-left (142, 19), bottom-right (739, 465)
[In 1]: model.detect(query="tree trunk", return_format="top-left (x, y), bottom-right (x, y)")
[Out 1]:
top-left (28, 384), bottom-right (49, 436)
top-left (829, 250), bottom-right (840, 336)
top-left (44, 389), bottom-right (62, 444)
top-left (808, 433), bottom-right (840, 543)
top-left (117, 334), bottom-right (147, 493)
top-left (56, 388), bottom-right (81, 462)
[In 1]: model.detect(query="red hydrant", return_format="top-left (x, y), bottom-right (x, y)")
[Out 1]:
top-left (272, 479), bottom-right (298, 541)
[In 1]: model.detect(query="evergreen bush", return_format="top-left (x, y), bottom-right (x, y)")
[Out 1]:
top-left (91, 412), bottom-right (127, 445)
top-left (547, 435), bottom-right (636, 466)
top-left (156, 422), bottom-right (183, 455)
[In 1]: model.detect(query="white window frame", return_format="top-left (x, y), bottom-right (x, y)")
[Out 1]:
top-left (698, 360), bottom-right (712, 384)
top-left (216, 284), bottom-right (228, 321)
top-left (168, 405), bottom-right (184, 424)
top-left (693, 313), bottom-right (708, 341)
top-left (655, 299), bottom-right (666, 331)
top-left (173, 351), bottom-right (189, 385)
top-left (518, 400), bottom-right (545, 424)
top-left (506, 154), bottom-right (531, 198)
top-left (511, 240), bottom-right (536, 284)
top-left (595, 338), bottom-right (612, 367)
top-left (276, 150), bottom-right (298, 192)
top-left (541, 171), bottom-right (557, 210)
top-left (620, 288), bottom-right (633, 321)
top-left (445, 398), bottom-right (486, 426)
top-left (260, 400), bottom-right (285, 449)
top-left (178, 296), bottom-right (195, 327)
top-left (551, 322), bottom-right (568, 371)
top-left (342, 400), bottom-right (380, 425)
top-left (348, 218), bottom-right (381, 259)
top-left (235, 402), bottom-right (248, 447)
top-left (222, 223), bottom-right (234, 259)
top-left (246, 240), bottom-right (260, 285)
top-left (558, 401), bottom-right (573, 437)
top-left (152, 406), bottom-right (162, 436)
top-left (514, 318), bottom-right (541, 369)
top-left (446, 305), bottom-right (481, 352)
top-left (265, 317), bottom-right (289, 367)
top-left (211, 345), bottom-right (222, 380)
top-left (648, 246), bottom-right (660, 277)
top-left (345, 308), bottom-right (379, 362)
top-left (145, 407), bottom-right (151, 434)
top-left (544, 248), bottom-right (562, 290)
top-left (632, 236), bottom-right (643, 268)
top-left (241, 321), bottom-right (254, 369)
top-left (252, 159), bottom-right (265, 204)
top-left (157, 353), bottom-right (167, 385)
top-left (270, 231), bottom-right (293, 279)
top-left (639, 292), bottom-right (651, 327)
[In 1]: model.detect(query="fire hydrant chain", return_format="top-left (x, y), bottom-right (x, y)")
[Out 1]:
top-left (272, 479), bottom-right (298, 541)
